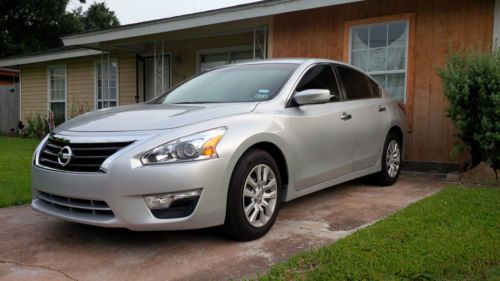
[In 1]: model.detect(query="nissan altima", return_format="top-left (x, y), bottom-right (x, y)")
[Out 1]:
top-left (32, 59), bottom-right (406, 241)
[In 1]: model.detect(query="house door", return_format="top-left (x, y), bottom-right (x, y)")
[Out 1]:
top-left (140, 55), bottom-right (171, 102)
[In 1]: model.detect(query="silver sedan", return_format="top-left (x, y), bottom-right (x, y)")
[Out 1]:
top-left (32, 59), bottom-right (406, 240)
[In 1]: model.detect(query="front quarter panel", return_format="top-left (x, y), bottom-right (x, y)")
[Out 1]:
top-left (102, 112), bottom-right (295, 226)
top-left (216, 113), bottom-right (295, 201)
top-left (387, 100), bottom-right (408, 151)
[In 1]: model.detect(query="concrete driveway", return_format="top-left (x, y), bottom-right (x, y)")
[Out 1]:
top-left (0, 178), bottom-right (444, 281)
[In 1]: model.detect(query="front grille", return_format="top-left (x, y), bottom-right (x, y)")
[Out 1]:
top-left (37, 191), bottom-right (114, 221)
top-left (38, 137), bottom-right (133, 173)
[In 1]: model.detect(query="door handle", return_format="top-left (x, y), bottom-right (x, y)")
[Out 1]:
top-left (340, 112), bottom-right (352, 120)
top-left (378, 105), bottom-right (386, 112)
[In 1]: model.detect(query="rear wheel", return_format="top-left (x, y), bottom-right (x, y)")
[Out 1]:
top-left (371, 132), bottom-right (402, 186)
top-left (223, 149), bottom-right (282, 241)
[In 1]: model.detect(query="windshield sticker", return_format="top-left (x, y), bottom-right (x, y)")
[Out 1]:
top-left (255, 89), bottom-right (270, 99)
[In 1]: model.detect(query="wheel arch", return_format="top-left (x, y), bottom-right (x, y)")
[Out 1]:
top-left (387, 125), bottom-right (405, 161)
top-left (244, 142), bottom-right (289, 202)
top-left (389, 125), bottom-right (403, 142)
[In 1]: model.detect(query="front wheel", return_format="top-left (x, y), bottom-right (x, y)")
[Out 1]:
top-left (223, 149), bottom-right (282, 241)
top-left (371, 132), bottom-right (402, 186)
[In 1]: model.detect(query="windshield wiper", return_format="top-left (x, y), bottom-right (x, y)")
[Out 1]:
top-left (171, 101), bottom-right (220, 104)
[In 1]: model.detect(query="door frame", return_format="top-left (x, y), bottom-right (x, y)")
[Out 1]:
top-left (137, 53), bottom-right (173, 102)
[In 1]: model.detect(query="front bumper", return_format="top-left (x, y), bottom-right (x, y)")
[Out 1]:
top-left (31, 157), bottom-right (230, 231)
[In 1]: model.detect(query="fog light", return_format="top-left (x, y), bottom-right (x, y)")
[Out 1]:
top-left (144, 189), bottom-right (202, 210)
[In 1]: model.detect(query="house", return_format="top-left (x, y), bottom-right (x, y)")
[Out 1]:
top-left (0, 68), bottom-right (19, 133)
top-left (0, 68), bottom-right (19, 87)
top-left (0, 0), bottom-right (498, 165)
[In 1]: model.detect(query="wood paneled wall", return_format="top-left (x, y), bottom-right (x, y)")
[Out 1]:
top-left (272, 0), bottom-right (494, 162)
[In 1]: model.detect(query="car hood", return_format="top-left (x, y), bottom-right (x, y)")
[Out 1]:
top-left (58, 103), bottom-right (259, 132)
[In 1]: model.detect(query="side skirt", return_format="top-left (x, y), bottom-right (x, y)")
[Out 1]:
top-left (284, 165), bottom-right (381, 202)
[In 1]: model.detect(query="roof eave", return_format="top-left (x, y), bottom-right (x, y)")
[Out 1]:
top-left (62, 0), bottom-right (361, 47)
top-left (0, 49), bottom-right (102, 68)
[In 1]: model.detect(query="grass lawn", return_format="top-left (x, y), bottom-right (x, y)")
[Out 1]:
top-left (0, 136), bottom-right (40, 207)
top-left (260, 187), bottom-right (500, 281)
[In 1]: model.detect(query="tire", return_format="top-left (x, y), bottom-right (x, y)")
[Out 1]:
top-left (223, 149), bottom-right (282, 241)
top-left (371, 132), bottom-right (402, 186)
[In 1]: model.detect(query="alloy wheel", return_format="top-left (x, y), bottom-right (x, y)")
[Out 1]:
top-left (242, 164), bottom-right (278, 228)
top-left (386, 140), bottom-right (401, 178)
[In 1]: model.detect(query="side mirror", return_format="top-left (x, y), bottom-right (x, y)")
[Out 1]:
top-left (294, 89), bottom-right (332, 105)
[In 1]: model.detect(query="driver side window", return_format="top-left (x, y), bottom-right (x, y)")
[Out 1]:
top-left (296, 64), bottom-right (340, 102)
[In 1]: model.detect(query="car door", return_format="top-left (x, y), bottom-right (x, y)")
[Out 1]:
top-left (335, 65), bottom-right (389, 171)
top-left (285, 64), bottom-right (355, 191)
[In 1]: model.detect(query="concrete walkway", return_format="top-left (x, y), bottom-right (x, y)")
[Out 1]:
top-left (0, 178), bottom-right (444, 281)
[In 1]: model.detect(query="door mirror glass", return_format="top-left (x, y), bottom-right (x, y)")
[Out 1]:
top-left (294, 89), bottom-right (332, 105)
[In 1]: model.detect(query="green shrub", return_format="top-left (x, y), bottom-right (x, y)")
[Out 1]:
top-left (23, 112), bottom-right (50, 139)
top-left (437, 47), bottom-right (500, 172)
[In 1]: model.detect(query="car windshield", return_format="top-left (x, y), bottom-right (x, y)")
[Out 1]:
top-left (153, 63), bottom-right (298, 104)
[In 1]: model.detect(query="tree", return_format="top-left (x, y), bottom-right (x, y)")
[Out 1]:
top-left (0, 0), bottom-right (120, 58)
top-left (81, 2), bottom-right (119, 32)
top-left (437, 47), bottom-right (500, 173)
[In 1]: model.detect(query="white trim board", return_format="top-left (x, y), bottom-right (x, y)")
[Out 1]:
top-left (18, 67), bottom-right (22, 122)
top-left (494, 0), bottom-right (500, 48)
top-left (0, 49), bottom-right (102, 68)
top-left (62, 0), bottom-right (362, 46)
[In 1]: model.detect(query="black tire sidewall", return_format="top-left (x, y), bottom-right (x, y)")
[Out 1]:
top-left (225, 149), bottom-right (282, 241)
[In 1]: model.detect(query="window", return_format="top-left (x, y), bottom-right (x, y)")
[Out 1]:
top-left (199, 47), bottom-right (264, 72)
top-left (349, 20), bottom-right (408, 102)
top-left (95, 60), bottom-right (118, 109)
top-left (48, 65), bottom-right (66, 125)
top-left (296, 65), bottom-right (340, 101)
top-left (337, 66), bottom-right (380, 100)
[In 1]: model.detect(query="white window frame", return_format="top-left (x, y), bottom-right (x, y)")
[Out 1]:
top-left (348, 20), bottom-right (410, 103)
top-left (196, 45), bottom-right (261, 73)
top-left (94, 59), bottom-right (119, 109)
top-left (47, 64), bottom-right (67, 122)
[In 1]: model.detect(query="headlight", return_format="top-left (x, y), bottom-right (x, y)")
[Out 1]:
top-left (141, 127), bottom-right (226, 165)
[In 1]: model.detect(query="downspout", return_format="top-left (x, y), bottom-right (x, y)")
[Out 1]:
top-left (494, 0), bottom-right (500, 49)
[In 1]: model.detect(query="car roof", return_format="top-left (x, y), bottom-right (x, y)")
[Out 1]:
top-left (226, 58), bottom-right (354, 68)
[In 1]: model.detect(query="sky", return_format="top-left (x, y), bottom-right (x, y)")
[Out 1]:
top-left (67, 0), bottom-right (262, 25)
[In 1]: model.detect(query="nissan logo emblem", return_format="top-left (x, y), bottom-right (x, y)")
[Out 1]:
top-left (57, 146), bottom-right (73, 167)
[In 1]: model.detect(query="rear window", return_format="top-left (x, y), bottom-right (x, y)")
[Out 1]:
top-left (337, 66), bottom-right (381, 100)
